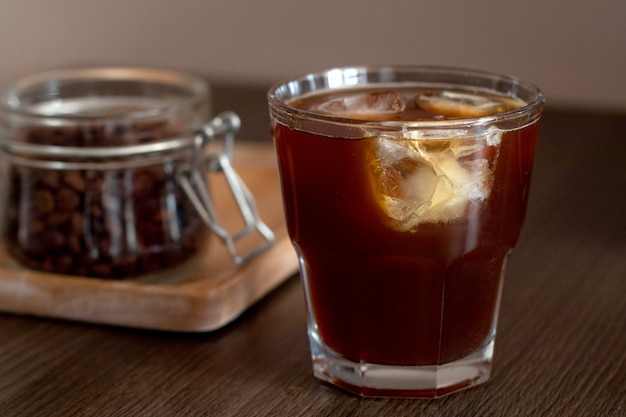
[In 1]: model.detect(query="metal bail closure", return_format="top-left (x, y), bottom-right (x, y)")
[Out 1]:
top-left (177, 111), bottom-right (275, 264)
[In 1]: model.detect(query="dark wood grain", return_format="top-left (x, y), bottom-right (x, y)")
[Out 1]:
top-left (0, 87), bottom-right (624, 417)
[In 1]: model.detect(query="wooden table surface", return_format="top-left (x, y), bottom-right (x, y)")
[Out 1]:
top-left (1, 85), bottom-right (625, 417)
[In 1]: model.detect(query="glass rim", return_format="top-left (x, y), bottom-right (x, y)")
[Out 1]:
top-left (0, 66), bottom-right (210, 123)
top-left (267, 65), bottom-right (544, 129)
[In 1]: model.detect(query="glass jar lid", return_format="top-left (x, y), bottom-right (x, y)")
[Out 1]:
top-left (0, 67), bottom-right (211, 164)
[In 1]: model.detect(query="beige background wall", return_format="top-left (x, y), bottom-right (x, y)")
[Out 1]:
top-left (1, 0), bottom-right (624, 112)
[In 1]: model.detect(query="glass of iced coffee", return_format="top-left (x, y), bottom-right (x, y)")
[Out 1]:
top-left (267, 66), bottom-right (543, 398)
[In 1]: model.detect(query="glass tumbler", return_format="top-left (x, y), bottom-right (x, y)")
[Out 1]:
top-left (268, 66), bottom-right (543, 397)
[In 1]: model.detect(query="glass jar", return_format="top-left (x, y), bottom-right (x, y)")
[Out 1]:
top-left (0, 67), bottom-right (274, 279)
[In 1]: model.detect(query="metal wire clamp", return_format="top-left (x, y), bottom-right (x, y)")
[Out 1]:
top-left (177, 111), bottom-right (275, 265)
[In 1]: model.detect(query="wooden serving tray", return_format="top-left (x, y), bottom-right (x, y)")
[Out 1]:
top-left (0, 142), bottom-right (299, 332)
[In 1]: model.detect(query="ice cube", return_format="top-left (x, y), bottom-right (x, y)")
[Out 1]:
top-left (371, 134), bottom-right (497, 230)
top-left (416, 90), bottom-right (510, 118)
top-left (315, 90), bottom-right (405, 120)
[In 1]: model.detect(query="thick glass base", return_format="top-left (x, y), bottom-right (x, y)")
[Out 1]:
top-left (310, 333), bottom-right (494, 398)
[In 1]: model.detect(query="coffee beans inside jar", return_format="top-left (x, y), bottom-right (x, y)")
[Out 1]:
top-left (0, 68), bottom-right (213, 279)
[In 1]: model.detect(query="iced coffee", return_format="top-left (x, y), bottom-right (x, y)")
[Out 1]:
top-left (268, 66), bottom-right (543, 398)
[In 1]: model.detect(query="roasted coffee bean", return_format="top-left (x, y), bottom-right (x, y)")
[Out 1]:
top-left (37, 171), bottom-right (60, 189)
top-left (55, 187), bottom-right (81, 212)
top-left (62, 171), bottom-right (86, 192)
top-left (46, 212), bottom-right (70, 228)
top-left (33, 190), bottom-right (55, 214)
top-left (3, 122), bottom-right (209, 280)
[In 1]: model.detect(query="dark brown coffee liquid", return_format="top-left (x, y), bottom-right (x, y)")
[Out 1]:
top-left (274, 87), bottom-right (537, 365)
